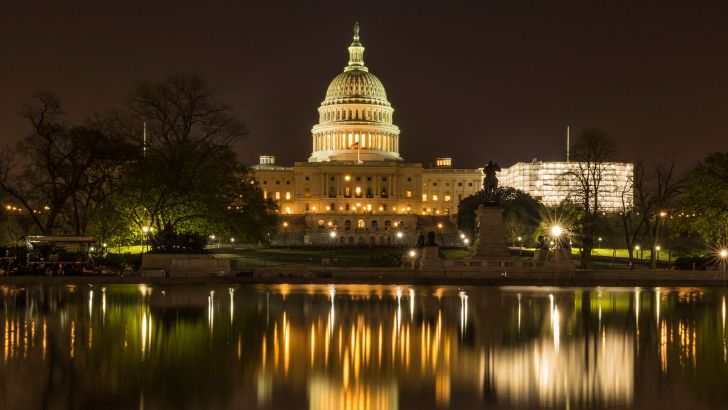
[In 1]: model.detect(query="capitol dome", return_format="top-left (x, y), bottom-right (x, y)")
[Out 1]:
top-left (323, 70), bottom-right (390, 106)
top-left (309, 23), bottom-right (402, 163)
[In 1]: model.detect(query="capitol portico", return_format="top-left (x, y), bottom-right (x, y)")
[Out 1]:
top-left (253, 24), bottom-right (483, 246)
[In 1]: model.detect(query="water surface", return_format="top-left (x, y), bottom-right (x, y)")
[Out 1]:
top-left (1, 284), bottom-right (727, 409)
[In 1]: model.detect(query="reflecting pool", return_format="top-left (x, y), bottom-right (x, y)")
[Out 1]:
top-left (2, 284), bottom-right (728, 409)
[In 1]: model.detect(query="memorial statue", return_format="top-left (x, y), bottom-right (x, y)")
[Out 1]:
top-left (482, 160), bottom-right (501, 204)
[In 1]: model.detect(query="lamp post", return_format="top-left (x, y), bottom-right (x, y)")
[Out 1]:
top-left (517, 236), bottom-right (523, 255)
top-left (551, 225), bottom-right (563, 272)
top-left (408, 249), bottom-right (417, 269)
top-left (635, 245), bottom-right (641, 261)
top-left (141, 226), bottom-right (150, 253)
top-left (719, 249), bottom-right (727, 275)
top-left (655, 245), bottom-right (661, 265)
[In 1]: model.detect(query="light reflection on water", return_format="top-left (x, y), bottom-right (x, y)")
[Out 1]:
top-left (1, 284), bottom-right (728, 409)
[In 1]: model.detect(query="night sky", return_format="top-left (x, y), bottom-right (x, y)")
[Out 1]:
top-left (2, 0), bottom-right (727, 170)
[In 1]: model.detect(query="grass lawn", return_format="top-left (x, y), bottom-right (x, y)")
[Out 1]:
top-left (108, 245), bottom-right (144, 254)
top-left (107, 244), bottom-right (681, 269)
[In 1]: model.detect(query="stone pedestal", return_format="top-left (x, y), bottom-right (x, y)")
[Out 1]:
top-left (472, 205), bottom-right (511, 259)
top-left (419, 246), bottom-right (444, 272)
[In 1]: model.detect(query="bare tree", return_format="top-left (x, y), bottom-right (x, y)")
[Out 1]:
top-left (0, 93), bottom-right (134, 236)
top-left (634, 161), bottom-right (685, 269)
top-left (564, 128), bottom-right (617, 268)
top-left (619, 162), bottom-right (645, 264)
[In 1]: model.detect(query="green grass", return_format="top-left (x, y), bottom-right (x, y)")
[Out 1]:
top-left (107, 245), bottom-right (144, 254)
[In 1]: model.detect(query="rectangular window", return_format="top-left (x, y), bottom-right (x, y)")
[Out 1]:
top-left (422, 194), bottom-right (428, 202)
top-left (305, 203), bottom-right (309, 211)
top-left (444, 195), bottom-right (451, 202)
top-left (330, 203), bottom-right (335, 211)
top-left (433, 195), bottom-right (439, 202)
top-left (275, 192), bottom-right (281, 200)
top-left (406, 190), bottom-right (412, 198)
top-left (458, 182), bottom-right (462, 187)
top-left (285, 192), bottom-right (291, 200)
top-left (263, 190), bottom-right (268, 199)
top-left (433, 182), bottom-right (438, 187)
top-left (458, 194), bottom-right (463, 201)
top-left (345, 203), bottom-right (350, 211)
top-left (305, 176), bottom-right (310, 181)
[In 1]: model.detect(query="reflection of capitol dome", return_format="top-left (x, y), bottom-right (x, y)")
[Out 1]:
top-left (310, 23), bottom-right (402, 162)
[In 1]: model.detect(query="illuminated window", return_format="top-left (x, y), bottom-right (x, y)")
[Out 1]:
top-left (344, 175), bottom-right (351, 181)
top-left (345, 187), bottom-right (351, 197)
top-left (285, 192), bottom-right (291, 200)
top-left (422, 194), bottom-right (427, 202)
top-left (444, 195), bottom-right (451, 202)
top-left (357, 219), bottom-right (365, 229)
top-left (433, 195), bottom-right (438, 202)
top-left (355, 187), bottom-right (362, 197)
top-left (275, 192), bottom-right (281, 200)
top-left (406, 190), bottom-right (412, 198)
top-left (263, 190), bottom-right (268, 199)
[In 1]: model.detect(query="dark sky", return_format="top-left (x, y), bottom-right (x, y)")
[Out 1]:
top-left (2, 0), bottom-right (727, 169)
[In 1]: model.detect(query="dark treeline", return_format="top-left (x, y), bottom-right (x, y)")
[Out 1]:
top-left (0, 75), bottom-right (278, 248)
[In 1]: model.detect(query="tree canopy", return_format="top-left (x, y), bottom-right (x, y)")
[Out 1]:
top-left (676, 152), bottom-right (728, 245)
top-left (457, 187), bottom-right (542, 242)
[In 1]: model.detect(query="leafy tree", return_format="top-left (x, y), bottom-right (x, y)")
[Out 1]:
top-left (111, 75), bottom-right (277, 242)
top-left (457, 187), bottom-right (542, 242)
top-left (676, 153), bottom-right (728, 245)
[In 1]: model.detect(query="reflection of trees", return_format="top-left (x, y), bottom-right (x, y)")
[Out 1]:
top-left (2, 285), bottom-right (728, 409)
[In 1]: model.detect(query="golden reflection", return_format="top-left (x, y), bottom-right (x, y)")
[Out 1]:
top-left (5, 284), bottom-right (726, 409)
top-left (70, 320), bottom-right (75, 358)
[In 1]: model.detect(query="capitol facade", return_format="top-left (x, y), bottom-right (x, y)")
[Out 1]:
top-left (253, 24), bottom-right (483, 246)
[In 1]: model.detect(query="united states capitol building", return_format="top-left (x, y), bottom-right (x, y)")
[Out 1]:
top-left (253, 24), bottom-right (633, 245)
top-left (253, 24), bottom-right (483, 246)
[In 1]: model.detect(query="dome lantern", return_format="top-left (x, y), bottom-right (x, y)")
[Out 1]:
top-left (346, 22), bottom-right (366, 71)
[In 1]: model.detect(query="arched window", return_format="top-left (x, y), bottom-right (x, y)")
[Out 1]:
top-left (344, 220), bottom-right (352, 230)
top-left (318, 220), bottom-right (325, 229)
top-left (357, 219), bottom-right (366, 229)
top-left (371, 220), bottom-right (378, 231)
top-left (384, 220), bottom-right (391, 230)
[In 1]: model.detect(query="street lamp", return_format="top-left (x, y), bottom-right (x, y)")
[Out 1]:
top-left (635, 244), bottom-right (641, 261)
top-left (598, 237), bottom-right (603, 249)
top-left (517, 236), bottom-right (523, 255)
top-left (551, 225), bottom-right (563, 268)
top-left (720, 249), bottom-right (728, 274)
top-left (329, 231), bottom-right (337, 239)
top-left (463, 238), bottom-right (470, 245)
top-left (141, 226), bottom-right (150, 253)
top-left (408, 249), bottom-right (417, 268)
top-left (655, 245), bottom-right (661, 263)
